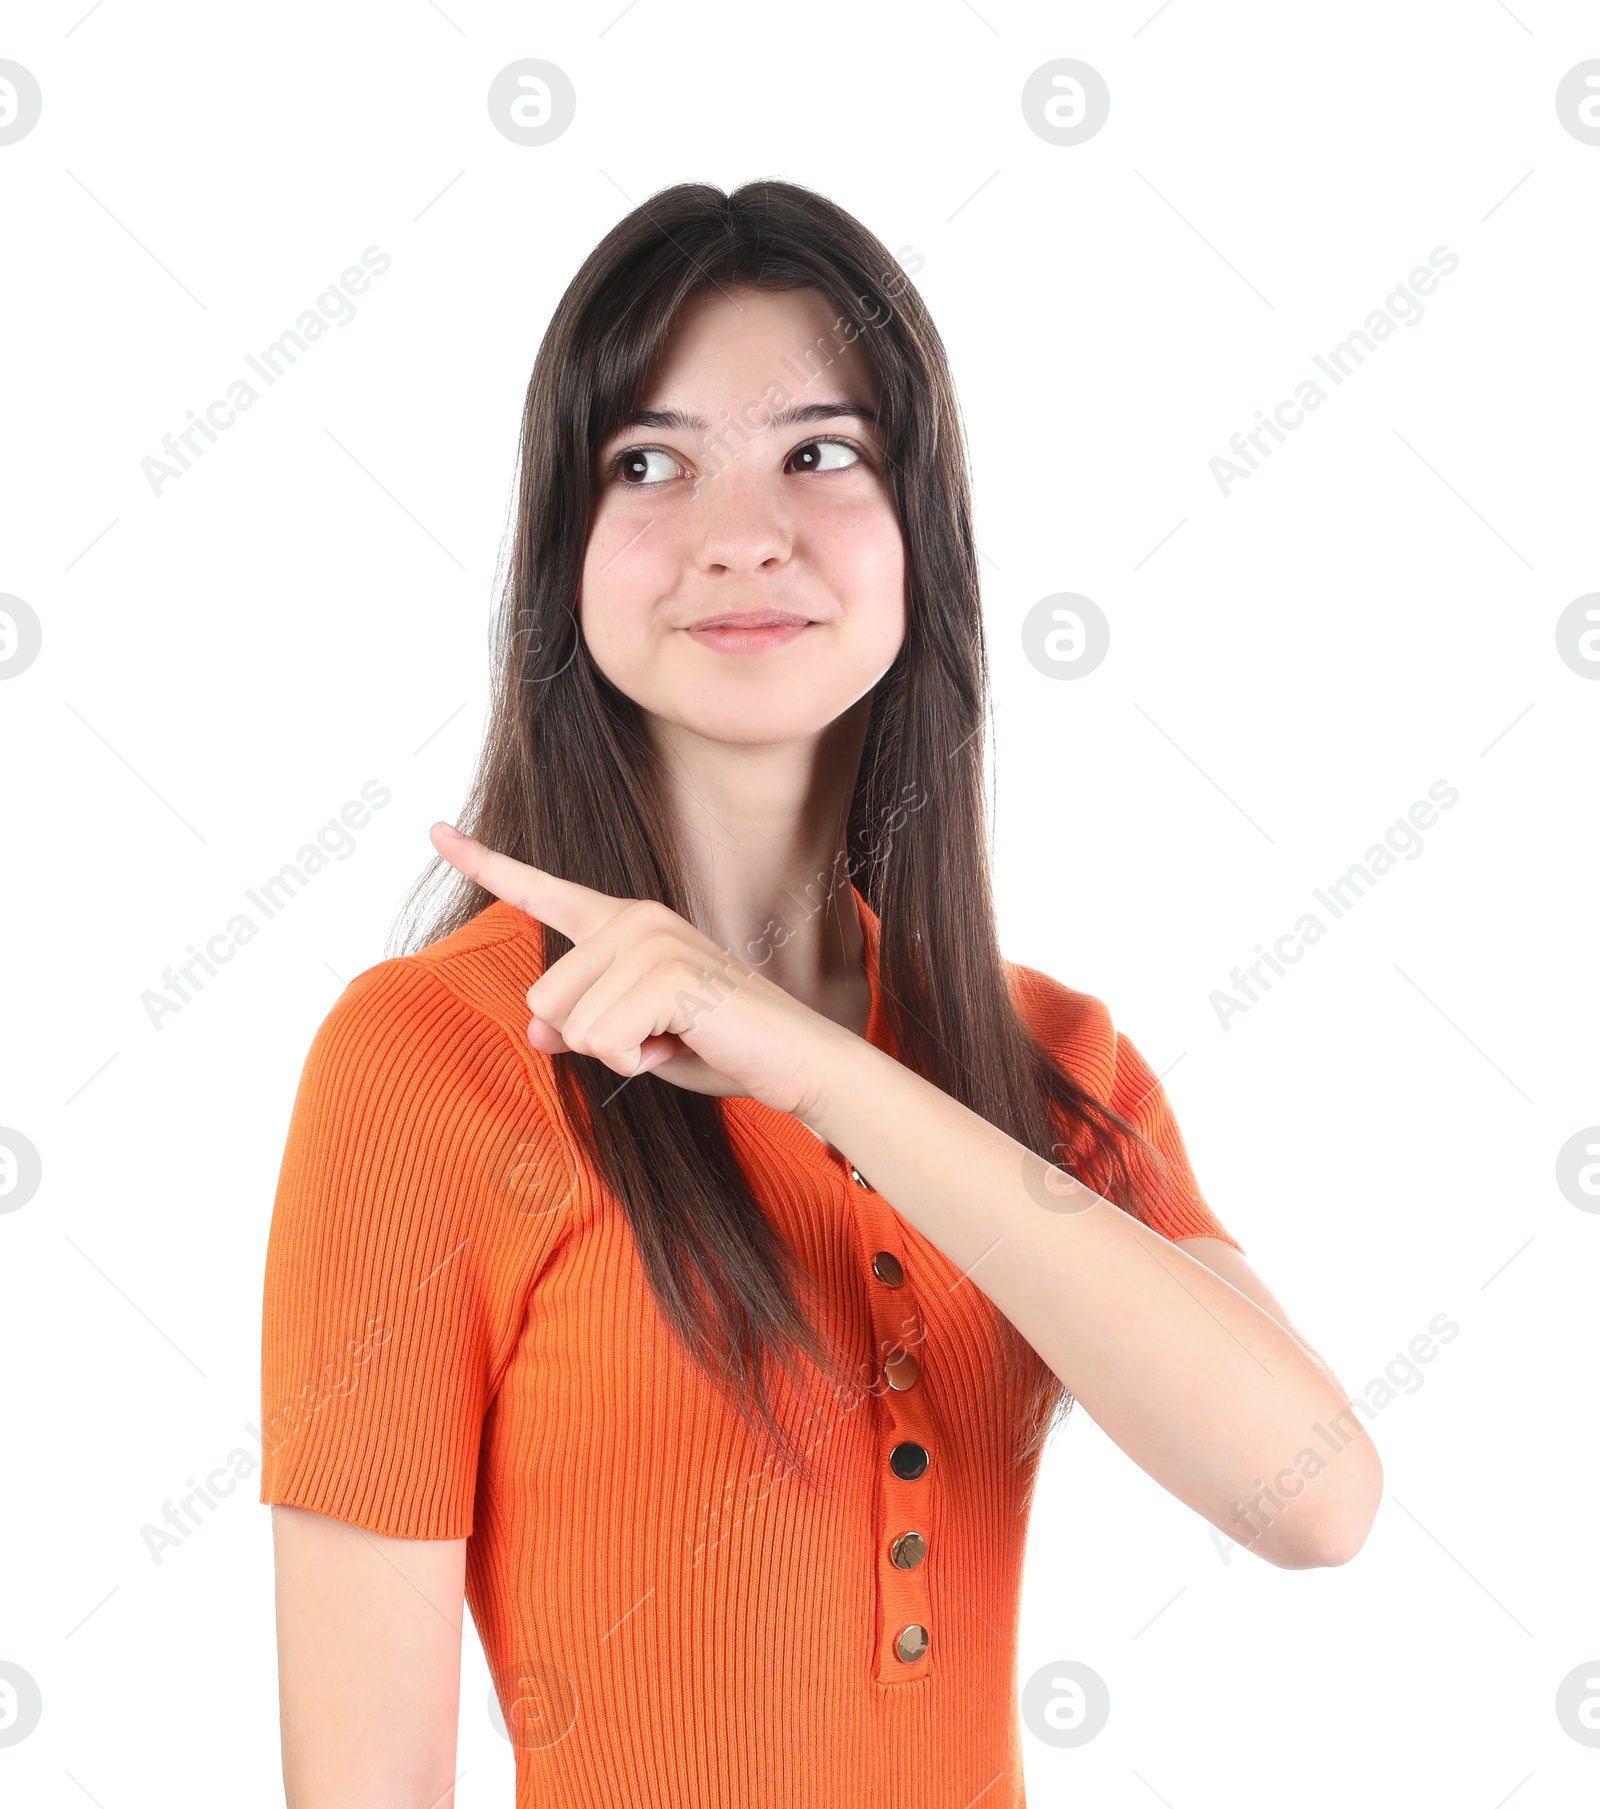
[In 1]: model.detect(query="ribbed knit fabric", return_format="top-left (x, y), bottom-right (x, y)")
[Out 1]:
top-left (258, 886), bottom-right (1240, 1806)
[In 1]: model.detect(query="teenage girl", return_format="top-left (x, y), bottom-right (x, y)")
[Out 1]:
top-left (260, 179), bottom-right (1381, 1808)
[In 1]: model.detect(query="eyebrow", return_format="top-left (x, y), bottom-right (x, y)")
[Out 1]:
top-left (608, 399), bottom-right (879, 437)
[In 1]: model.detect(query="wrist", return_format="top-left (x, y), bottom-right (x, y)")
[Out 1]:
top-left (790, 1013), bottom-right (879, 1138)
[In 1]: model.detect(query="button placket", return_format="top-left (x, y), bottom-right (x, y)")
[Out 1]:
top-left (840, 1159), bottom-right (936, 1683)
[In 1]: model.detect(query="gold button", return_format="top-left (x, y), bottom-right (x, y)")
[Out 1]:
top-left (848, 1164), bottom-right (871, 1190)
top-left (883, 1350), bottom-right (918, 1391)
top-left (871, 1250), bottom-right (904, 1287)
top-left (895, 1624), bottom-right (929, 1663)
top-left (889, 1531), bottom-right (927, 1569)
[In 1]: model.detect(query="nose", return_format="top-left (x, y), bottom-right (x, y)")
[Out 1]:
top-left (689, 460), bottom-right (793, 576)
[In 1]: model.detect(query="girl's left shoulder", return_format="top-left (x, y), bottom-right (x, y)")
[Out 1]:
top-left (1004, 959), bottom-right (1118, 1087)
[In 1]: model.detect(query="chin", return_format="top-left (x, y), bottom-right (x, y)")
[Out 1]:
top-left (604, 645), bottom-right (897, 747)
top-left (664, 695), bottom-right (844, 746)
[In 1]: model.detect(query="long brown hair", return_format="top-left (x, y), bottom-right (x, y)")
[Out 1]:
top-left (393, 179), bottom-right (1163, 1490)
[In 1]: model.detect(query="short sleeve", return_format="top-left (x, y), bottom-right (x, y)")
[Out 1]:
top-left (1109, 1029), bottom-right (1243, 1253)
top-left (258, 958), bottom-right (570, 1539)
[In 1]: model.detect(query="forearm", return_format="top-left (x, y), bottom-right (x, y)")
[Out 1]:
top-left (797, 1027), bottom-right (1381, 1569)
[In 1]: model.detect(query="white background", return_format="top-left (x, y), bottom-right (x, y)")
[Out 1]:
top-left (2, 1), bottom-right (1596, 1802)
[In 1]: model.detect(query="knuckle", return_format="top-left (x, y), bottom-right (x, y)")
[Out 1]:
top-left (666, 955), bottom-right (710, 992)
top-left (643, 928), bottom-right (690, 966)
top-left (587, 1032), bottom-right (634, 1072)
top-left (622, 898), bottom-right (673, 933)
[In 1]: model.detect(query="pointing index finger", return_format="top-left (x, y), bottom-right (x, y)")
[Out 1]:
top-left (429, 823), bottom-right (619, 944)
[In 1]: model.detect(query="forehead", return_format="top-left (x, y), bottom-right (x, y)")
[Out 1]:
top-left (632, 283), bottom-right (877, 417)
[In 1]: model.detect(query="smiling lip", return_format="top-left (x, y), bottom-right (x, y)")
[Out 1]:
top-left (684, 609), bottom-right (814, 653)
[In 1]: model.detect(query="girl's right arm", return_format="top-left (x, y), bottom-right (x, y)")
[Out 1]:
top-left (272, 1504), bottom-right (466, 1808)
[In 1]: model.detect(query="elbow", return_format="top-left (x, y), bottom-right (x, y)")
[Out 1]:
top-left (1298, 1512), bottom-right (1374, 1569)
top-left (1284, 1442), bottom-right (1386, 1570)
top-left (1258, 1506), bottom-right (1376, 1571)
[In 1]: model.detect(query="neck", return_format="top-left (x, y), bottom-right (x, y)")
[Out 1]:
top-left (644, 700), bottom-right (871, 1039)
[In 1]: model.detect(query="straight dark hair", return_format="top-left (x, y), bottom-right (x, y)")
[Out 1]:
top-left (394, 179), bottom-right (1168, 1493)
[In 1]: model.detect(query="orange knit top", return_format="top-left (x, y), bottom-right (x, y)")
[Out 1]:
top-left (258, 885), bottom-right (1240, 1806)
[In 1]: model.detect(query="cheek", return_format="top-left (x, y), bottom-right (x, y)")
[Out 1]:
top-left (827, 505), bottom-right (908, 655)
top-left (579, 512), bottom-right (676, 678)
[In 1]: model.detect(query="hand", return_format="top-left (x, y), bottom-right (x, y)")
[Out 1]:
top-left (428, 824), bottom-right (845, 1117)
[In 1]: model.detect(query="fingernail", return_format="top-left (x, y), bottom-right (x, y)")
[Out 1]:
top-left (434, 821), bottom-right (466, 841)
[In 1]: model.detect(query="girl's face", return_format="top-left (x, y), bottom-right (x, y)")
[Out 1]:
top-left (580, 285), bottom-right (907, 747)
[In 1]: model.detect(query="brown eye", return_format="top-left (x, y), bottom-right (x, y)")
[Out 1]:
top-left (612, 447), bottom-right (682, 487)
top-left (789, 437), bottom-right (863, 473)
